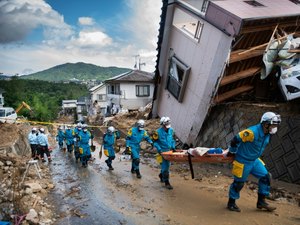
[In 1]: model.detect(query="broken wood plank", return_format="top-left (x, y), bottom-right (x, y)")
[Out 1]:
top-left (214, 85), bottom-right (254, 103)
top-left (238, 33), bottom-right (294, 55)
top-left (288, 49), bottom-right (300, 53)
top-left (230, 50), bottom-right (264, 63)
top-left (220, 67), bottom-right (260, 86)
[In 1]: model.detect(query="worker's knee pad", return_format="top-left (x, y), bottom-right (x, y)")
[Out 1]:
top-left (260, 173), bottom-right (271, 186)
top-left (233, 181), bottom-right (244, 192)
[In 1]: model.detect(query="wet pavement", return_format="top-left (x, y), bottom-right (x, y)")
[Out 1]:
top-left (48, 146), bottom-right (134, 225)
top-left (49, 146), bottom-right (163, 225)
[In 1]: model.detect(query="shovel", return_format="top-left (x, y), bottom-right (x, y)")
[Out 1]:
top-left (90, 129), bottom-right (96, 152)
top-left (99, 144), bottom-right (103, 159)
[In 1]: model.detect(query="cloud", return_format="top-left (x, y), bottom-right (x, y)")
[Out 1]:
top-left (78, 17), bottom-right (95, 26)
top-left (0, 0), bottom-right (72, 43)
top-left (0, 0), bottom-right (162, 74)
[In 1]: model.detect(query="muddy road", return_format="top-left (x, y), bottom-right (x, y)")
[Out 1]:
top-left (48, 141), bottom-right (300, 225)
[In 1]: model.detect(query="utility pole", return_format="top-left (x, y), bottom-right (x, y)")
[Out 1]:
top-left (133, 55), bottom-right (146, 70)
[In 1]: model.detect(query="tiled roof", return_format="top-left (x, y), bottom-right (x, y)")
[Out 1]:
top-left (105, 70), bottom-right (154, 83)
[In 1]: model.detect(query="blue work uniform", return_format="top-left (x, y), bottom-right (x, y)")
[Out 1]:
top-left (103, 131), bottom-right (120, 168)
top-left (65, 128), bottom-right (74, 152)
top-left (126, 127), bottom-right (153, 172)
top-left (228, 123), bottom-right (271, 199)
top-left (73, 128), bottom-right (81, 161)
top-left (37, 133), bottom-right (51, 161)
top-left (153, 127), bottom-right (176, 182)
top-left (56, 130), bottom-right (65, 149)
top-left (78, 130), bottom-right (92, 167)
top-left (28, 131), bottom-right (38, 158)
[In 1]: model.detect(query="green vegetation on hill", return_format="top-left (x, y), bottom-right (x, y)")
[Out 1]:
top-left (21, 62), bottom-right (131, 82)
top-left (0, 77), bottom-right (88, 122)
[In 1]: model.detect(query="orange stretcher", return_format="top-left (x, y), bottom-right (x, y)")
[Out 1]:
top-left (161, 150), bottom-right (234, 163)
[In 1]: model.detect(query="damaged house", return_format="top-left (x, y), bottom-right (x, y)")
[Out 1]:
top-left (152, 0), bottom-right (300, 184)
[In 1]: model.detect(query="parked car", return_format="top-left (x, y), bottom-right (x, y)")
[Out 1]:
top-left (278, 58), bottom-right (300, 101)
top-left (0, 107), bottom-right (17, 123)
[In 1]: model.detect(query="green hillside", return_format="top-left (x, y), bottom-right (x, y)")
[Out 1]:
top-left (21, 62), bottom-right (131, 82)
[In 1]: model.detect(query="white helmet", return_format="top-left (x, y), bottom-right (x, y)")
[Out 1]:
top-left (59, 126), bottom-right (63, 130)
top-left (137, 119), bottom-right (145, 128)
top-left (108, 126), bottom-right (115, 133)
top-left (39, 128), bottom-right (45, 133)
top-left (32, 127), bottom-right (37, 131)
top-left (260, 112), bottom-right (281, 125)
top-left (160, 116), bottom-right (166, 125)
top-left (82, 124), bottom-right (88, 129)
top-left (77, 123), bottom-right (82, 128)
top-left (162, 117), bottom-right (171, 126)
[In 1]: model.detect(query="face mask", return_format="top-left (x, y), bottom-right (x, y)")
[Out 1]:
top-left (165, 125), bottom-right (171, 129)
top-left (83, 129), bottom-right (87, 132)
top-left (269, 127), bottom-right (277, 134)
top-left (138, 127), bottom-right (144, 131)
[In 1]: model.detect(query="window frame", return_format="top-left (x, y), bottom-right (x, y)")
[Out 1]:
top-left (136, 85), bottom-right (150, 97)
top-left (172, 7), bottom-right (204, 42)
top-left (165, 55), bottom-right (191, 103)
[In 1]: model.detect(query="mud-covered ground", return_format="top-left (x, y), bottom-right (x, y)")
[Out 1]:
top-left (48, 139), bottom-right (300, 225)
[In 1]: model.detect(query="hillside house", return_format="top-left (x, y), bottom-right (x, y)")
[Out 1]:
top-left (105, 70), bottom-right (155, 114)
top-left (89, 83), bottom-right (107, 115)
top-left (152, 0), bottom-right (300, 145)
top-left (62, 100), bottom-right (77, 115)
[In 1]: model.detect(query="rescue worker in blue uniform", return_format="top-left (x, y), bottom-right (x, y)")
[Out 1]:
top-left (56, 126), bottom-right (65, 150)
top-left (126, 119), bottom-right (153, 178)
top-left (103, 126), bottom-right (120, 170)
top-left (64, 125), bottom-right (74, 153)
top-left (227, 112), bottom-right (281, 212)
top-left (37, 128), bottom-right (52, 162)
top-left (152, 117), bottom-right (176, 190)
top-left (73, 123), bottom-right (82, 162)
top-left (28, 127), bottom-right (38, 159)
top-left (78, 124), bottom-right (93, 168)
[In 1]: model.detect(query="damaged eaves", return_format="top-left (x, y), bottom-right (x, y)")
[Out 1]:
top-left (214, 14), bottom-right (300, 103)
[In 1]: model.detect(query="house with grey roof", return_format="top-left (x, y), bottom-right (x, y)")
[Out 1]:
top-left (104, 70), bottom-right (155, 114)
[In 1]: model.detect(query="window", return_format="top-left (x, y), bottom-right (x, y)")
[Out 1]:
top-left (166, 56), bottom-right (190, 102)
top-left (107, 84), bottom-right (121, 95)
top-left (172, 7), bottom-right (203, 42)
top-left (201, 0), bottom-right (209, 13)
top-left (289, 0), bottom-right (300, 4)
top-left (97, 94), bottom-right (106, 101)
top-left (136, 85), bottom-right (150, 97)
top-left (244, 1), bottom-right (265, 7)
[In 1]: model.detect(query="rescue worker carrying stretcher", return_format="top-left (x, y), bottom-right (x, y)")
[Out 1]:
top-left (152, 117), bottom-right (176, 190)
top-left (125, 119), bottom-right (153, 178)
top-left (227, 112), bottom-right (281, 212)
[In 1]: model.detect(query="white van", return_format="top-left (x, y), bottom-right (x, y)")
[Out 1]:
top-left (0, 107), bottom-right (17, 123)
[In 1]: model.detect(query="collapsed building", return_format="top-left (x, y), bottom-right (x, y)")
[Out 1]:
top-left (152, 0), bottom-right (300, 184)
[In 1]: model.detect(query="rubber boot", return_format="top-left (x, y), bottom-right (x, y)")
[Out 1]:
top-left (227, 198), bottom-right (241, 212)
top-left (131, 168), bottom-right (135, 174)
top-left (136, 170), bottom-right (142, 179)
top-left (159, 173), bottom-right (163, 182)
top-left (165, 181), bottom-right (173, 190)
top-left (257, 194), bottom-right (276, 211)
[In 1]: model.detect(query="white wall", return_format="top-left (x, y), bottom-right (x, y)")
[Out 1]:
top-left (155, 5), bottom-right (232, 144)
top-left (91, 85), bottom-right (107, 110)
top-left (119, 83), bottom-right (154, 110)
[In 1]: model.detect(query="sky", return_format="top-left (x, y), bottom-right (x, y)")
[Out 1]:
top-left (0, 0), bottom-right (162, 75)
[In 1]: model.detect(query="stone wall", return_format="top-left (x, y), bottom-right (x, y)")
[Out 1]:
top-left (195, 102), bottom-right (300, 184)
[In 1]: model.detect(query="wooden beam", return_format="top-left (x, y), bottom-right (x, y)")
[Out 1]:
top-left (230, 50), bottom-right (264, 63)
top-left (238, 32), bottom-right (294, 55)
top-left (220, 67), bottom-right (260, 87)
top-left (241, 21), bottom-right (299, 34)
top-left (214, 85), bottom-right (254, 104)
